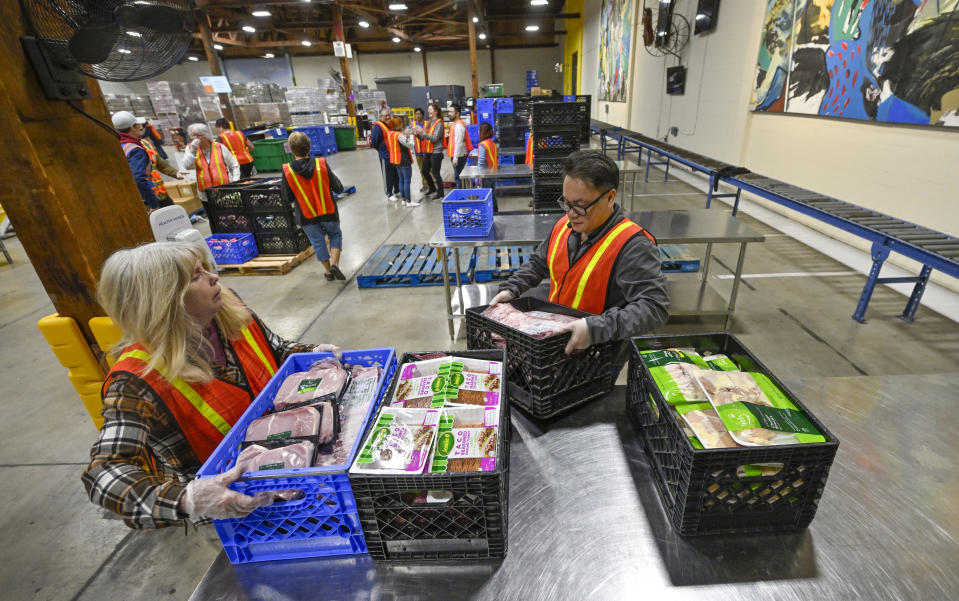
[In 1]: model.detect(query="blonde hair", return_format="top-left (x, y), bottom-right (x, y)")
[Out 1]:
top-left (288, 131), bottom-right (311, 158)
top-left (98, 242), bottom-right (251, 382)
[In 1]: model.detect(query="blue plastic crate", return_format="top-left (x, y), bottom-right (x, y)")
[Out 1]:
top-left (500, 154), bottom-right (516, 165)
top-left (476, 98), bottom-right (496, 114)
top-left (267, 127), bottom-right (289, 138)
top-left (442, 188), bottom-right (494, 238)
top-left (206, 233), bottom-right (258, 265)
top-left (497, 98), bottom-right (514, 114)
top-left (478, 112), bottom-right (495, 127)
top-left (563, 95), bottom-right (575, 102)
top-left (294, 126), bottom-right (336, 150)
top-left (467, 124), bottom-right (480, 146)
top-left (197, 348), bottom-right (398, 564)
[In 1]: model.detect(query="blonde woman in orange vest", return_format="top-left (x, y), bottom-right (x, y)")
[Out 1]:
top-left (182, 123), bottom-right (240, 204)
top-left (489, 150), bottom-right (669, 362)
top-left (82, 241), bottom-right (341, 528)
top-left (281, 132), bottom-right (347, 281)
top-left (215, 118), bottom-right (256, 178)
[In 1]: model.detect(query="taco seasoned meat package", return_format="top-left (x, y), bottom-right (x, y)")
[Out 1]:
top-left (430, 407), bottom-right (500, 473)
top-left (351, 409), bottom-right (441, 474)
top-left (245, 406), bottom-right (320, 442)
top-left (273, 358), bottom-right (350, 411)
top-left (392, 356), bottom-right (502, 409)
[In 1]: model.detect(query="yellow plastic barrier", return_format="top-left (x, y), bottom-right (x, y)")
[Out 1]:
top-left (89, 316), bottom-right (123, 367)
top-left (37, 314), bottom-right (107, 429)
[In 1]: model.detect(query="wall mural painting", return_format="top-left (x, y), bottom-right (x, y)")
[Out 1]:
top-left (751, 0), bottom-right (959, 127)
top-left (599, 0), bottom-right (634, 102)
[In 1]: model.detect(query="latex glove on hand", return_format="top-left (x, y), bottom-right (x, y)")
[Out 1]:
top-left (181, 462), bottom-right (272, 520)
top-left (489, 290), bottom-right (515, 306)
top-left (556, 318), bottom-right (591, 355)
top-left (312, 343), bottom-right (342, 360)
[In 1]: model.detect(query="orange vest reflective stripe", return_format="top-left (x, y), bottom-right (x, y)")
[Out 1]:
top-left (385, 130), bottom-right (414, 166)
top-left (282, 158), bottom-right (335, 219)
top-left (139, 138), bottom-right (168, 197)
top-left (413, 121), bottom-right (429, 154)
top-left (371, 120), bottom-right (391, 149)
top-left (121, 142), bottom-right (151, 178)
top-left (104, 321), bottom-right (278, 463)
top-left (218, 130), bottom-right (253, 165)
top-left (446, 119), bottom-right (474, 158)
top-left (479, 139), bottom-right (498, 169)
top-left (196, 142), bottom-right (230, 191)
top-left (546, 215), bottom-right (656, 314)
top-left (423, 119), bottom-right (441, 153)
top-left (525, 134), bottom-right (533, 166)
top-left (146, 123), bottom-right (162, 141)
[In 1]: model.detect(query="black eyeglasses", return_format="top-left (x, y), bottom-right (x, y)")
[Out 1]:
top-left (556, 187), bottom-right (614, 216)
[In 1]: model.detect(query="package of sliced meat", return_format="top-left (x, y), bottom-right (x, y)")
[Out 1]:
top-left (674, 401), bottom-right (739, 449)
top-left (392, 356), bottom-right (502, 409)
top-left (641, 349), bottom-right (711, 404)
top-left (703, 353), bottom-right (739, 371)
top-left (430, 407), bottom-right (499, 473)
top-left (482, 303), bottom-right (579, 338)
top-left (237, 439), bottom-right (316, 472)
top-left (273, 357), bottom-right (351, 411)
top-left (245, 406), bottom-right (321, 442)
top-left (694, 371), bottom-right (826, 447)
top-left (315, 369), bottom-right (382, 467)
top-left (351, 408), bottom-right (441, 474)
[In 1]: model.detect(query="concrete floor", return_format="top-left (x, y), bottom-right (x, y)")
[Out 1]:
top-left (1, 145), bottom-right (957, 600)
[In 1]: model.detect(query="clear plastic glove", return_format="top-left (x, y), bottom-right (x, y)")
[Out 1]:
top-left (181, 462), bottom-right (272, 520)
top-left (489, 290), bottom-right (515, 306)
top-left (312, 343), bottom-right (342, 360)
top-left (555, 318), bottom-right (591, 355)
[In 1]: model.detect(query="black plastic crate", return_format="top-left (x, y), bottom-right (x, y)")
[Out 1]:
top-left (627, 333), bottom-right (839, 536)
top-left (244, 179), bottom-right (288, 212)
top-left (208, 209), bottom-right (254, 235)
top-left (254, 229), bottom-right (310, 255)
top-left (532, 180), bottom-right (563, 213)
top-left (205, 179), bottom-right (261, 211)
top-left (533, 157), bottom-right (566, 179)
top-left (466, 298), bottom-right (622, 419)
top-left (251, 210), bottom-right (297, 233)
top-left (531, 129), bottom-right (582, 157)
top-left (350, 349), bottom-right (510, 561)
top-left (531, 101), bottom-right (588, 128)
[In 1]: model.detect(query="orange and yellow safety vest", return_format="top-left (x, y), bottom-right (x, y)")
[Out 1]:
top-left (139, 138), bottom-right (168, 197)
top-left (196, 142), bottom-right (230, 191)
top-left (479, 139), bottom-right (498, 169)
top-left (218, 130), bottom-right (253, 165)
top-left (525, 134), bottom-right (533, 166)
top-left (282, 158), bottom-right (335, 220)
top-left (446, 119), bottom-right (474, 158)
top-left (386, 130), bottom-right (414, 166)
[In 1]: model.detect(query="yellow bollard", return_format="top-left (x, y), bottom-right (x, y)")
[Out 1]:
top-left (37, 314), bottom-right (107, 430)
top-left (89, 316), bottom-right (123, 367)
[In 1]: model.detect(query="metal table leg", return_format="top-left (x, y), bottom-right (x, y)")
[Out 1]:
top-left (901, 265), bottom-right (932, 322)
top-left (440, 247), bottom-right (455, 340)
top-left (728, 242), bottom-right (749, 312)
top-left (454, 247), bottom-right (465, 331)
top-left (700, 242), bottom-right (713, 282)
top-left (853, 242), bottom-right (890, 323)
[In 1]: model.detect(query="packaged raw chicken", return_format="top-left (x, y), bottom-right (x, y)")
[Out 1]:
top-left (703, 353), bottom-right (739, 371)
top-left (273, 357), bottom-right (350, 410)
top-left (237, 439), bottom-right (316, 472)
top-left (674, 402), bottom-right (739, 449)
top-left (351, 408), bottom-right (441, 474)
top-left (641, 349), bottom-right (710, 404)
top-left (430, 407), bottom-right (500, 473)
top-left (694, 371), bottom-right (826, 447)
top-left (245, 406), bottom-right (320, 442)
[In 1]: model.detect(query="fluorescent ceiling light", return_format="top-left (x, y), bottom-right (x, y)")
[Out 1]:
top-left (388, 3), bottom-right (408, 10)
top-left (414, 46), bottom-right (422, 52)
top-left (126, 31), bottom-right (142, 37)
top-left (301, 40), bottom-right (312, 46)
top-left (213, 44), bottom-right (223, 50)
top-left (472, 16), bottom-right (478, 23)
top-left (188, 56), bottom-right (199, 61)
top-left (117, 48), bottom-right (132, 54)
top-left (358, 20), bottom-right (370, 28)
top-left (264, 53), bottom-right (275, 58)
top-left (478, 32), bottom-right (487, 40)
top-left (252, 10), bottom-right (271, 17)
top-left (525, 25), bottom-right (540, 31)
top-left (242, 25), bottom-right (256, 33)
top-left (531, 0), bottom-right (549, 5)
top-left (392, 36), bottom-right (401, 43)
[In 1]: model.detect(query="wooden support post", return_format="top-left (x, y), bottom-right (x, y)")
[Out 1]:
top-left (489, 46), bottom-right (496, 84)
top-left (422, 51), bottom-right (430, 87)
top-left (0, 4), bottom-right (153, 343)
top-left (467, 4), bottom-right (479, 98)
top-left (197, 12), bottom-right (236, 126)
top-left (333, 6), bottom-right (357, 121)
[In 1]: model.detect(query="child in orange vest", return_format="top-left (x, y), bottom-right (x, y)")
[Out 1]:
top-left (281, 132), bottom-right (347, 281)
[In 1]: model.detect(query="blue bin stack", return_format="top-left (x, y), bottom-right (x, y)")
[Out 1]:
top-left (526, 70), bottom-right (539, 93)
top-left (294, 126), bottom-right (338, 157)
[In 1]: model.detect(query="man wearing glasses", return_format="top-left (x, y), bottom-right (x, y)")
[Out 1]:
top-left (490, 150), bottom-right (669, 356)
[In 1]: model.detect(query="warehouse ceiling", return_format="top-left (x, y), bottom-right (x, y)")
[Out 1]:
top-left (192, 0), bottom-right (575, 58)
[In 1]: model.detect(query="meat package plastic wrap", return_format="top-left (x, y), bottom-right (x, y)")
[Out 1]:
top-left (391, 356), bottom-right (502, 409)
top-left (238, 440), bottom-right (316, 472)
top-left (674, 402), bottom-right (738, 449)
top-left (694, 371), bottom-right (825, 447)
top-left (245, 406), bottom-right (320, 442)
top-left (351, 408), bottom-right (441, 474)
top-left (430, 407), bottom-right (500, 473)
top-left (640, 348), bottom-right (712, 404)
top-left (482, 303), bottom-right (579, 339)
top-left (314, 365), bottom-right (383, 467)
top-left (273, 358), bottom-right (350, 411)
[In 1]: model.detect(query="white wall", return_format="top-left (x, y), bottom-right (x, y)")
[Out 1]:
top-left (494, 47), bottom-right (563, 95)
top-left (98, 61), bottom-right (214, 96)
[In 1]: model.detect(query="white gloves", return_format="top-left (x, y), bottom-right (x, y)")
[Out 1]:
top-left (312, 343), bottom-right (342, 360)
top-left (489, 290), bottom-right (515, 306)
top-left (181, 462), bottom-right (272, 520)
top-left (555, 318), bottom-right (591, 355)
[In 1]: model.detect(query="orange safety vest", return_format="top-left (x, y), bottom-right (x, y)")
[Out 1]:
top-left (371, 120), bottom-right (391, 148)
top-left (139, 138), bottom-right (168, 197)
top-left (386, 130), bottom-right (414, 166)
top-left (146, 122), bottom-right (163, 142)
top-left (122, 142), bottom-right (151, 178)
top-left (422, 119), bottom-right (442, 154)
top-left (479, 139), bottom-right (498, 169)
top-left (446, 119), bottom-right (474, 158)
top-left (196, 142), bottom-right (230, 192)
top-left (413, 121), bottom-right (429, 154)
top-left (282, 158), bottom-right (335, 219)
top-left (104, 320), bottom-right (278, 463)
top-left (546, 215), bottom-right (656, 315)
top-left (525, 134), bottom-right (533, 166)
top-left (218, 130), bottom-right (253, 165)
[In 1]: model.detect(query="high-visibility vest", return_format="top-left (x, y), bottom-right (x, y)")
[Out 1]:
top-left (446, 119), bottom-right (474, 158)
top-left (104, 321), bottom-right (278, 463)
top-left (386, 130), bottom-right (414, 166)
top-left (413, 121), bottom-right (429, 154)
top-left (282, 158), bottom-right (335, 219)
top-left (546, 215), bottom-right (656, 315)
top-left (371, 120), bottom-right (391, 149)
top-left (122, 142), bottom-right (151, 178)
top-left (139, 138), bottom-right (168, 197)
top-left (146, 123), bottom-right (163, 142)
top-left (218, 130), bottom-right (253, 165)
top-left (196, 142), bottom-right (230, 191)
top-left (422, 119), bottom-right (442, 153)
top-left (525, 133), bottom-right (533, 166)
top-left (479, 139), bottom-right (498, 169)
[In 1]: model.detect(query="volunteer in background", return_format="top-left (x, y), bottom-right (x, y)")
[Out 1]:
top-left (181, 123), bottom-right (240, 203)
top-left (214, 118), bottom-right (256, 178)
top-left (281, 132), bottom-right (346, 281)
top-left (525, 113), bottom-right (534, 166)
top-left (447, 104), bottom-right (473, 189)
top-left (412, 108), bottom-right (430, 193)
top-left (490, 150), bottom-right (669, 355)
top-left (370, 108), bottom-right (399, 202)
top-left (476, 122), bottom-right (499, 212)
top-left (386, 118), bottom-right (420, 207)
top-left (139, 134), bottom-right (183, 209)
top-left (143, 119), bottom-right (168, 159)
top-left (112, 110), bottom-right (160, 211)
top-left (82, 241), bottom-right (341, 528)
top-left (413, 103), bottom-right (445, 200)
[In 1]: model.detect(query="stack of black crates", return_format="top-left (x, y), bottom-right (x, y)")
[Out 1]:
top-left (531, 101), bottom-right (589, 213)
top-left (205, 178), bottom-right (310, 255)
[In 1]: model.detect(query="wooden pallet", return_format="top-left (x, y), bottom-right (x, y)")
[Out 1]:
top-left (218, 247), bottom-right (315, 275)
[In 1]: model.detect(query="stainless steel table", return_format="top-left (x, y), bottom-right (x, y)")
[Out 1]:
top-left (190, 374), bottom-right (959, 601)
top-left (429, 209), bottom-right (764, 340)
top-left (458, 164), bottom-right (533, 188)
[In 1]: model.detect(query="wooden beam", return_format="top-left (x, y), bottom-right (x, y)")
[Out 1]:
top-left (485, 13), bottom-right (581, 21)
top-left (489, 46), bottom-right (496, 83)
top-left (422, 50), bottom-right (429, 86)
top-left (467, 4), bottom-right (479, 98)
top-left (332, 6), bottom-right (357, 122)
top-left (0, 3), bottom-right (153, 343)
top-left (198, 13), bottom-right (236, 126)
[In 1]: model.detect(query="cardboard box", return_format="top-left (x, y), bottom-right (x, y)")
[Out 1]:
top-left (167, 182), bottom-right (202, 215)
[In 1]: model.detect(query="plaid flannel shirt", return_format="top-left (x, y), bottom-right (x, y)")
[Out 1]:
top-left (81, 313), bottom-right (313, 529)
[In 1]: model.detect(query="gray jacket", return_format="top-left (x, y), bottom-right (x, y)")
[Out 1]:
top-left (416, 118), bottom-right (445, 154)
top-left (498, 205), bottom-right (670, 344)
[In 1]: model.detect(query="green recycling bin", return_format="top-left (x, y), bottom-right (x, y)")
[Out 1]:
top-left (333, 125), bottom-right (357, 151)
top-left (252, 139), bottom-right (293, 171)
